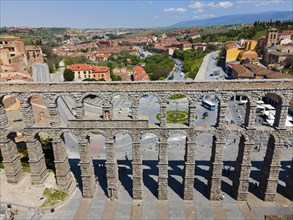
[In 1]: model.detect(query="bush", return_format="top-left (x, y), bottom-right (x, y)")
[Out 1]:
top-left (63, 69), bottom-right (74, 81)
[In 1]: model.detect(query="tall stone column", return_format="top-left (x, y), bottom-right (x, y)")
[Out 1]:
top-left (216, 103), bottom-right (228, 127)
top-left (48, 103), bottom-right (61, 127)
top-left (244, 102), bottom-right (256, 128)
top-left (207, 135), bottom-right (224, 200)
top-left (188, 100), bottom-right (197, 128)
top-left (131, 101), bottom-right (139, 120)
top-left (75, 101), bottom-right (85, 119)
top-left (105, 136), bottom-right (119, 199)
top-left (259, 135), bottom-right (281, 202)
top-left (233, 136), bottom-right (253, 201)
top-left (0, 103), bottom-right (9, 128)
top-left (0, 139), bottom-right (24, 183)
top-left (285, 158), bottom-right (293, 200)
top-left (26, 138), bottom-right (48, 185)
top-left (78, 136), bottom-right (96, 198)
top-left (52, 139), bottom-right (72, 192)
top-left (183, 136), bottom-right (196, 200)
top-left (102, 104), bottom-right (113, 120)
top-left (132, 134), bottom-right (142, 199)
top-left (20, 100), bottom-right (35, 127)
top-left (160, 102), bottom-right (167, 128)
top-left (274, 104), bottom-right (289, 129)
top-left (158, 132), bottom-right (168, 200)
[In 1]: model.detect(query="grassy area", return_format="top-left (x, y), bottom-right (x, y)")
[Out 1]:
top-left (41, 188), bottom-right (68, 208)
top-left (169, 94), bottom-right (186, 100)
top-left (156, 110), bottom-right (198, 124)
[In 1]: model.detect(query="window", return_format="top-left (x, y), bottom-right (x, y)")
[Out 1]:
top-left (102, 74), bottom-right (104, 78)
top-left (78, 71), bottom-right (80, 74)
top-left (84, 71), bottom-right (86, 74)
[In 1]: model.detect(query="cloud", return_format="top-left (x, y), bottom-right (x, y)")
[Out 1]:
top-left (194, 9), bottom-right (204, 13)
top-left (163, 8), bottom-right (187, 13)
top-left (192, 14), bottom-right (216, 19)
top-left (188, 1), bottom-right (205, 8)
top-left (153, 15), bottom-right (159, 19)
top-left (237, 0), bottom-right (284, 6)
top-left (207, 1), bottom-right (233, 8)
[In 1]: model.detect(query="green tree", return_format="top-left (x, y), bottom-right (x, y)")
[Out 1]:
top-left (63, 69), bottom-right (74, 81)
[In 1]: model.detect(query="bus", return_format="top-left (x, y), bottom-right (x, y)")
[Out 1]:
top-left (202, 100), bottom-right (216, 111)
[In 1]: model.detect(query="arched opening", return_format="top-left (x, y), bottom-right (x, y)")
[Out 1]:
top-left (258, 93), bottom-right (282, 127)
top-left (195, 94), bottom-right (219, 126)
top-left (30, 96), bottom-right (50, 126)
top-left (167, 133), bottom-right (186, 199)
top-left (112, 95), bottom-right (132, 119)
top-left (194, 133), bottom-right (213, 199)
top-left (220, 132), bottom-right (241, 200)
top-left (287, 97), bottom-right (293, 127)
top-left (37, 132), bottom-right (55, 173)
top-left (88, 131), bottom-right (107, 197)
top-left (63, 131), bottom-right (82, 190)
top-left (138, 95), bottom-right (160, 125)
top-left (165, 94), bottom-right (189, 125)
top-left (114, 133), bottom-right (132, 198)
top-left (83, 95), bottom-right (103, 120)
top-left (277, 133), bottom-right (292, 200)
top-left (1, 95), bottom-right (25, 128)
top-left (57, 95), bottom-right (76, 123)
top-left (141, 132), bottom-right (159, 203)
top-left (228, 95), bottom-right (250, 127)
top-left (249, 132), bottom-right (270, 199)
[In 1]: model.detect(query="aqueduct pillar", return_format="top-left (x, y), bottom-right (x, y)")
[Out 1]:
top-left (52, 138), bottom-right (73, 192)
top-left (132, 133), bottom-right (143, 199)
top-left (26, 137), bottom-right (48, 185)
top-left (233, 136), bottom-right (253, 201)
top-left (259, 135), bottom-right (281, 202)
top-left (0, 139), bottom-right (24, 183)
top-left (105, 136), bottom-right (119, 199)
top-left (158, 131), bottom-right (168, 200)
top-left (207, 133), bottom-right (225, 200)
top-left (183, 134), bottom-right (197, 200)
top-left (78, 135), bottom-right (96, 198)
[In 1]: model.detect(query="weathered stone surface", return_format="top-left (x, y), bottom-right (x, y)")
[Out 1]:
top-left (0, 80), bottom-right (292, 202)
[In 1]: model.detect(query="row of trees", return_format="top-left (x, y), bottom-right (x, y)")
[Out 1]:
top-left (200, 20), bottom-right (293, 42)
top-left (144, 54), bottom-right (175, 80)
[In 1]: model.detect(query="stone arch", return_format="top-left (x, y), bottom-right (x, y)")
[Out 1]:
top-left (80, 92), bottom-right (103, 104)
top-left (111, 93), bottom-right (132, 119)
top-left (138, 92), bottom-right (163, 104)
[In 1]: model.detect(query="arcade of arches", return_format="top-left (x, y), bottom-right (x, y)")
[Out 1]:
top-left (0, 80), bottom-right (292, 202)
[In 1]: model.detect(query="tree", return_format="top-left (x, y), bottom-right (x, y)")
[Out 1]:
top-left (63, 69), bottom-right (74, 81)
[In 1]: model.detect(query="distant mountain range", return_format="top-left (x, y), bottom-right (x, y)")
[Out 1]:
top-left (170, 11), bottom-right (292, 28)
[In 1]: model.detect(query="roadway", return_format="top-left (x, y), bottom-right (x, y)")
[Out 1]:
top-left (32, 64), bottom-right (51, 82)
top-left (194, 51), bottom-right (225, 81)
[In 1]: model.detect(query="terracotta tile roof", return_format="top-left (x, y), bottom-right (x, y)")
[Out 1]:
top-left (92, 66), bottom-right (110, 73)
top-left (67, 64), bottom-right (93, 71)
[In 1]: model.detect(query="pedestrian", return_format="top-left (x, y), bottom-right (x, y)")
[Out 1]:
top-left (233, 138), bottom-right (236, 143)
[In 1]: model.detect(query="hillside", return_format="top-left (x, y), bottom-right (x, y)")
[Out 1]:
top-left (171, 11), bottom-right (292, 28)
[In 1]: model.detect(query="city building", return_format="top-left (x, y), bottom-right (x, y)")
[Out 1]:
top-left (68, 64), bottom-right (111, 81)
top-left (132, 66), bottom-right (149, 81)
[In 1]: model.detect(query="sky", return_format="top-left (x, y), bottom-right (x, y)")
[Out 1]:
top-left (0, 0), bottom-right (292, 28)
